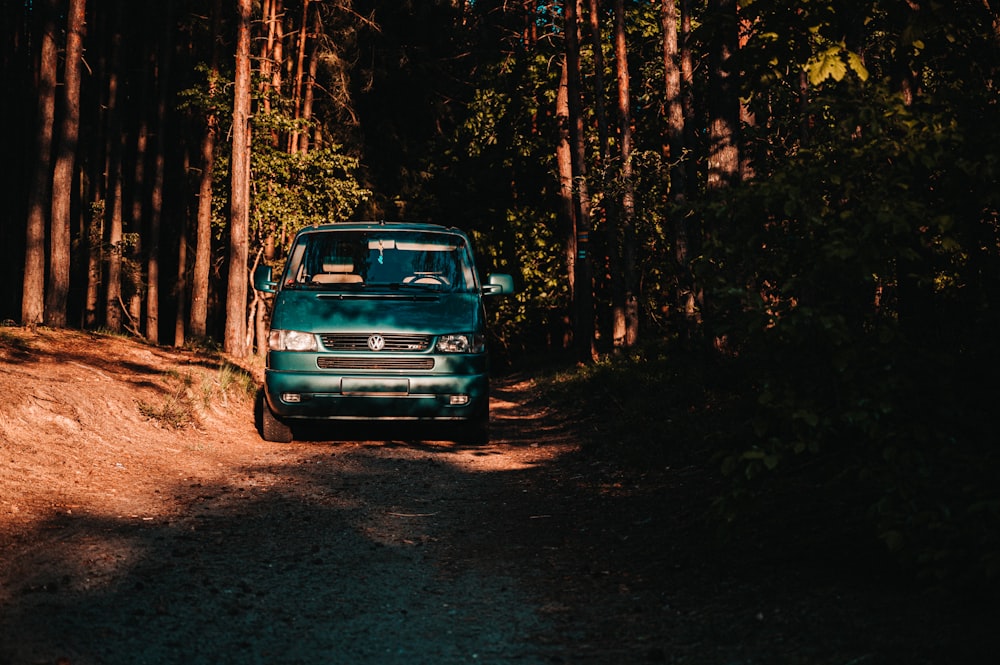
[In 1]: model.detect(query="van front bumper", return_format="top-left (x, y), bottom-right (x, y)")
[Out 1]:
top-left (262, 352), bottom-right (489, 422)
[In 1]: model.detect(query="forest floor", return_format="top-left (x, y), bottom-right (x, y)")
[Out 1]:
top-left (0, 326), bottom-right (996, 665)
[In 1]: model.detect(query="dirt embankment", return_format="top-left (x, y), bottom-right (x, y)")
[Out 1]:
top-left (1, 327), bottom-right (996, 665)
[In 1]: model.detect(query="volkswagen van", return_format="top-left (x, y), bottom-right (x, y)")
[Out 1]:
top-left (252, 221), bottom-right (515, 444)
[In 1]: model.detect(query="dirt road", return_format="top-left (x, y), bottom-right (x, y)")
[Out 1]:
top-left (1, 328), bottom-right (996, 664)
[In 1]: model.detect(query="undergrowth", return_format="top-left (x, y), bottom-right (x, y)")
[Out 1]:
top-left (138, 362), bottom-right (256, 429)
top-left (532, 337), bottom-right (999, 596)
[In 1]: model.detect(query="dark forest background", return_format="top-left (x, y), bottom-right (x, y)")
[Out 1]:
top-left (2, 1), bottom-right (999, 592)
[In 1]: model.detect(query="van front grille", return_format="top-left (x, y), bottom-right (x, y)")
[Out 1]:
top-left (317, 357), bottom-right (435, 371)
top-left (320, 333), bottom-right (432, 352)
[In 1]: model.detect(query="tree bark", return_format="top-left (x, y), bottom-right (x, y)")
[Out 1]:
top-left (663, 0), bottom-right (699, 326)
top-left (586, 0), bottom-right (610, 163)
top-left (145, 4), bottom-right (172, 344)
top-left (22, 0), bottom-right (58, 327)
top-left (556, 55), bottom-right (577, 305)
top-left (104, 2), bottom-right (126, 333)
top-left (290, 0), bottom-right (310, 153)
top-left (45, 0), bottom-right (86, 328)
top-left (189, 0), bottom-right (222, 340)
top-left (613, 0), bottom-right (638, 348)
top-left (565, 0), bottom-right (596, 362)
top-left (84, 2), bottom-right (107, 329)
top-left (174, 202), bottom-right (188, 347)
top-left (680, 0), bottom-right (697, 200)
top-left (663, 0), bottom-right (685, 201)
top-left (706, 0), bottom-right (740, 191)
top-left (224, 0), bottom-right (254, 357)
top-left (298, 3), bottom-right (321, 153)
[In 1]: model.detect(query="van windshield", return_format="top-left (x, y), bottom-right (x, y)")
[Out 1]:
top-left (281, 230), bottom-right (477, 292)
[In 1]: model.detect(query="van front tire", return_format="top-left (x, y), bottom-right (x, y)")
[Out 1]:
top-left (257, 390), bottom-right (294, 443)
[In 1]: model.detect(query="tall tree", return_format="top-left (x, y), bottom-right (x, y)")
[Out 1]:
top-left (22, 0), bottom-right (58, 327)
top-left (290, 0), bottom-right (311, 153)
top-left (612, 0), bottom-right (637, 348)
top-left (663, 0), bottom-right (699, 327)
top-left (224, 0), bottom-right (253, 357)
top-left (189, 0), bottom-right (223, 340)
top-left (297, 4), bottom-right (321, 154)
top-left (45, 0), bottom-right (86, 327)
top-left (565, 0), bottom-right (596, 362)
top-left (586, 0), bottom-right (610, 162)
top-left (104, 24), bottom-right (125, 336)
top-left (556, 55), bottom-right (577, 300)
top-left (84, 1), bottom-right (108, 329)
top-left (146, 3), bottom-right (173, 344)
top-left (706, 0), bottom-right (740, 191)
top-left (102, 1), bottom-right (129, 333)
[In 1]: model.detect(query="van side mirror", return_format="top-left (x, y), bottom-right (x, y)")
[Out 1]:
top-left (254, 265), bottom-right (278, 293)
top-left (483, 273), bottom-right (515, 295)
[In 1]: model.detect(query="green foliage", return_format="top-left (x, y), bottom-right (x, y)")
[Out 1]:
top-left (180, 63), bottom-right (371, 254)
top-left (697, 68), bottom-right (1000, 588)
top-left (248, 107), bottom-right (371, 238)
top-left (250, 136), bottom-right (371, 239)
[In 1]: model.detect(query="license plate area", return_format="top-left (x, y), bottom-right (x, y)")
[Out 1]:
top-left (340, 377), bottom-right (410, 396)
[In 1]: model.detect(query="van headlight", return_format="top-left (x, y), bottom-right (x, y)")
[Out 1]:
top-left (435, 333), bottom-right (485, 354)
top-left (268, 329), bottom-right (318, 351)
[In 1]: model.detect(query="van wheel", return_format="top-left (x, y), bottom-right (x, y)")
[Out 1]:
top-left (258, 391), bottom-right (293, 443)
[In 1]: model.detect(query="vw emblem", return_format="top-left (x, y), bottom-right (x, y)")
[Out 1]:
top-left (367, 334), bottom-right (386, 351)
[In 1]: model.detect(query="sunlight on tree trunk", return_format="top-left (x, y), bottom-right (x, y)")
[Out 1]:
top-left (22, 0), bottom-right (58, 327)
top-left (290, 0), bottom-right (310, 154)
top-left (298, 3), bottom-right (321, 154)
top-left (663, 0), bottom-right (700, 330)
top-left (45, 0), bottom-right (85, 328)
top-left (224, 0), bottom-right (253, 357)
top-left (556, 56), bottom-right (577, 305)
top-left (587, 0), bottom-right (610, 163)
top-left (706, 0), bottom-right (740, 191)
top-left (566, 0), bottom-right (596, 363)
top-left (104, 10), bottom-right (125, 333)
top-left (613, 0), bottom-right (638, 349)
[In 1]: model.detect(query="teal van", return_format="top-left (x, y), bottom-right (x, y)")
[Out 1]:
top-left (252, 221), bottom-right (515, 444)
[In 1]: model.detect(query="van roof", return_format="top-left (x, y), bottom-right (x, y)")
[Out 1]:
top-left (295, 221), bottom-right (468, 236)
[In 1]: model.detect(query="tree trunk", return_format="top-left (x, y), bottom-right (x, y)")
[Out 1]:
top-left (587, 0), bottom-right (610, 163)
top-left (706, 0), bottom-right (740, 191)
top-left (22, 0), bottom-right (58, 327)
top-left (290, 0), bottom-right (310, 153)
top-left (613, 0), bottom-right (638, 348)
top-left (145, 5), bottom-right (173, 345)
top-left (84, 2), bottom-right (108, 329)
top-left (663, 0), bottom-right (699, 327)
top-left (590, 0), bottom-right (626, 351)
top-left (104, 3), bottom-right (125, 332)
top-left (298, 3), bottom-right (321, 154)
top-left (677, 0), bottom-right (697, 201)
top-left (556, 56), bottom-right (576, 302)
top-left (45, 0), bottom-right (86, 328)
top-left (565, 0), bottom-right (596, 362)
top-left (105, 145), bottom-right (124, 333)
top-left (189, 0), bottom-right (222, 340)
top-left (224, 0), bottom-right (254, 357)
top-left (174, 207), bottom-right (188, 347)
top-left (663, 0), bottom-right (685, 201)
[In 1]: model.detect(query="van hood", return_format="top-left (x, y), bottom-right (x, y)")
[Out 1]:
top-left (269, 289), bottom-right (483, 334)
